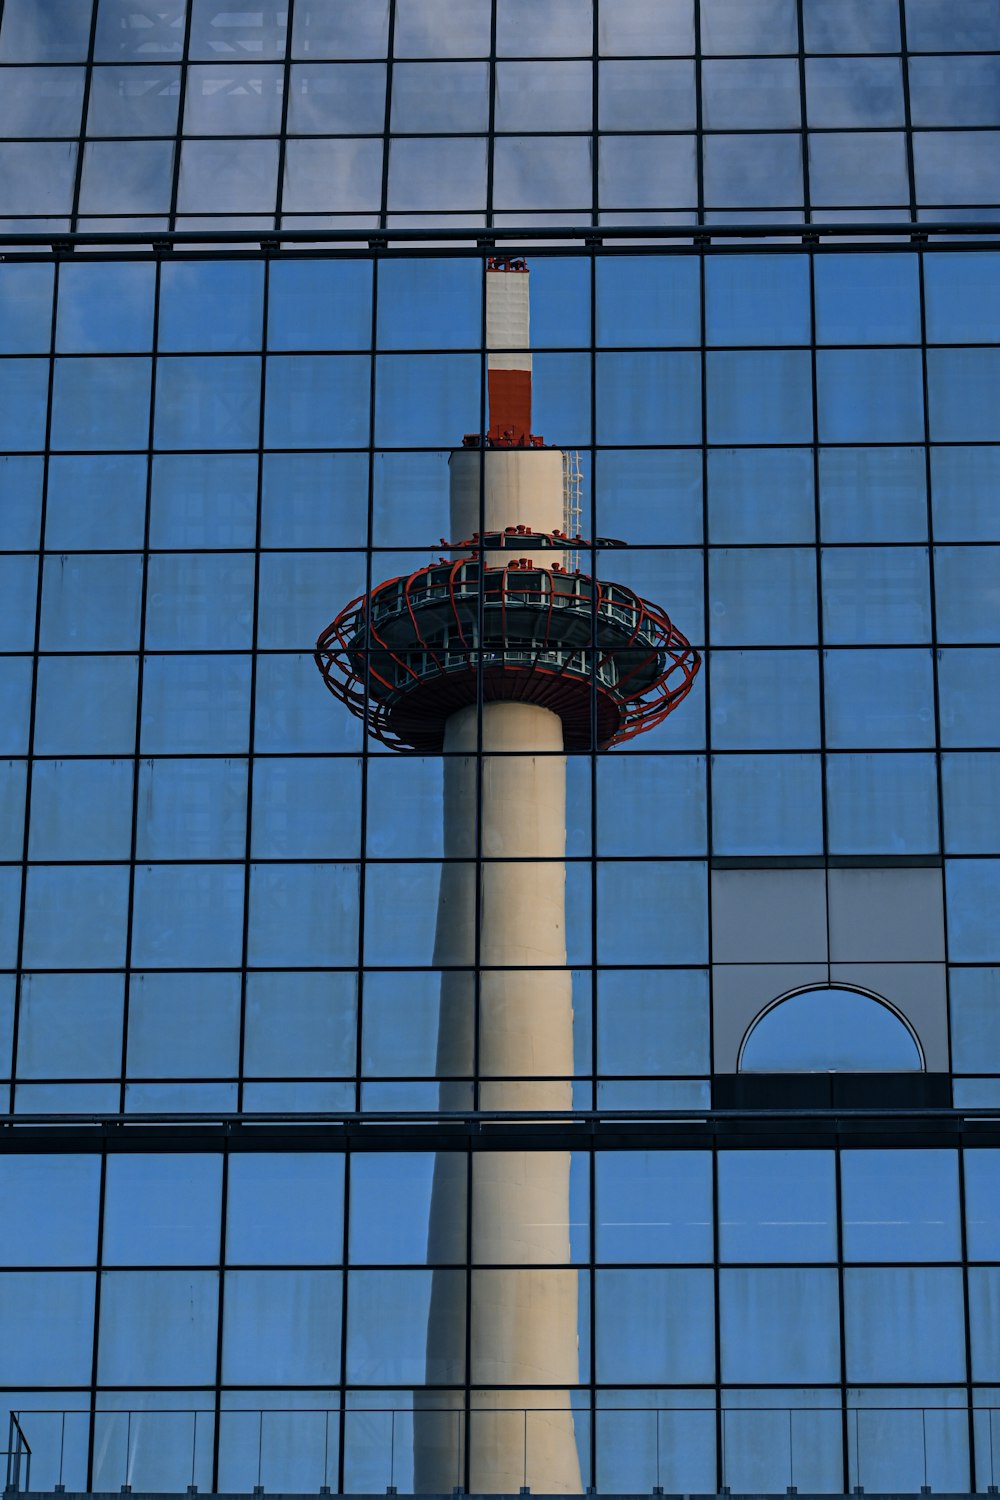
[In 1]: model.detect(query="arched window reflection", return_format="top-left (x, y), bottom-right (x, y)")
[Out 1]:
top-left (739, 986), bottom-right (923, 1073)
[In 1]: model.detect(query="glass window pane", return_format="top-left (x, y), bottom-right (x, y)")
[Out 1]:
top-left (595, 1152), bottom-right (712, 1263)
top-left (103, 1156), bottom-right (222, 1266)
top-left (827, 752), bottom-right (939, 855)
top-left (720, 1268), bottom-right (840, 1383)
top-left (29, 758), bottom-right (133, 861)
top-left (377, 259), bottom-right (480, 351)
top-left (707, 351), bottom-right (813, 444)
top-left (841, 1150), bottom-right (960, 1261)
top-left (803, 0), bottom-right (900, 50)
top-left (703, 134), bottom-right (802, 208)
top-left (0, 358), bottom-right (48, 450)
top-left (265, 355), bottom-right (370, 448)
top-left (0, 141), bottom-right (77, 216)
top-left (392, 60), bottom-right (489, 130)
top-left (935, 545), bottom-right (1000, 642)
top-left (155, 356), bottom-right (261, 449)
top-left (0, 455), bottom-right (43, 548)
top-left (929, 349), bottom-right (1000, 441)
top-left (740, 987), bottom-right (924, 1072)
top-left (494, 137), bottom-right (592, 213)
top-left (596, 1269), bottom-right (714, 1382)
top-left (719, 1151), bottom-right (836, 1262)
top-left (394, 0), bottom-right (491, 56)
top-left (820, 447), bottom-right (927, 542)
top-left (931, 447), bottom-right (1000, 542)
top-left (708, 448), bottom-right (815, 543)
top-left (0, 264), bottom-right (54, 353)
top-left (0, 1272), bottom-right (94, 1385)
top-left (597, 861), bottom-right (707, 965)
top-left (598, 60), bottom-right (695, 130)
top-left (712, 753), bottom-right (823, 856)
top-left (0, 63), bottom-right (86, 134)
top-left (98, 1270), bottom-right (219, 1384)
top-left (292, 0), bottom-right (388, 58)
top-left (248, 862), bottom-right (360, 966)
top-left (268, 259), bottom-right (373, 350)
top-left (158, 261), bottom-right (264, 352)
top-left (227, 1155), bottom-right (344, 1264)
top-left (965, 1150), bottom-right (1000, 1259)
top-left (347, 1269), bottom-right (464, 1383)
top-left (822, 546), bottom-right (931, 644)
top-left (87, 64), bottom-right (181, 134)
top-left (286, 62), bottom-right (386, 132)
top-left (144, 554), bottom-right (255, 650)
top-left (177, 138), bottom-right (279, 213)
top-left (150, 454), bottom-right (258, 548)
top-left (1, 0), bottom-right (94, 61)
top-left (706, 255), bottom-right (810, 346)
top-left (910, 56), bottom-right (1000, 127)
top-left (806, 56), bottom-right (904, 126)
top-left (808, 131), bottom-right (909, 206)
top-left (597, 352), bottom-right (701, 444)
top-left (282, 137), bottom-right (384, 213)
top-left (136, 758), bottom-right (248, 859)
top-left (140, 654), bottom-right (250, 755)
top-left (244, 972), bottom-right (357, 1080)
top-left (126, 972), bottom-right (240, 1080)
top-left (47, 454), bottom-right (148, 549)
top-left (40, 554), bottom-right (143, 651)
top-left (496, 0), bottom-right (592, 56)
top-left (814, 254), bottom-right (920, 345)
top-left (386, 137), bottom-right (487, 213)
top-left (22, 866), bottom-right (130, 969)
top-left (94, 0), bottom-right (185, 59)
top-left (0, 1156), bottom-right (100, 1267)
top-left (844, 1267), bottom-right (966, 1382)
top-left (817, 350), bottom-right (924, 442)
top-left (131, 864), bottom-right (245, 967)
top-left (35, 656), bottom-right (139, 755)
top-left (473, 1152), bottom-right (588, 1264)
top-left (709, 550), bottom-right (818, 646)
top-left (183, 63), bottom-right (284, 133)
top-left (703, 59), bottom-right (800, 128)
top-left (824, 647), bottom-right (935, 749)
top-left (709, 650), bottom-right (821, 749)
top-left (78, 140), bottom-right (175, 215)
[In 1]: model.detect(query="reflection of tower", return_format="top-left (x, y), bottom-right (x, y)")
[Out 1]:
top-left (316, 260), bottom-right (700, 1493)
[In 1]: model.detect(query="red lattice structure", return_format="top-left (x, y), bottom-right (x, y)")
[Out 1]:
top-left (315, 528), bottom-right (701, 752)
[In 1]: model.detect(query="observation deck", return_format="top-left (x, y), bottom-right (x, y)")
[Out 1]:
top-left (315, 527), bottom-right (700, 751)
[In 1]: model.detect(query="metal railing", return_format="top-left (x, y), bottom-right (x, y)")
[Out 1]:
top-left (4, 1413), bottom-right (32, 1495)
top-left (8, 1405), bottom-right (1000, 1496)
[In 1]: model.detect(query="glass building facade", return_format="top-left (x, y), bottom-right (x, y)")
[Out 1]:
top-left (2, 1), bottom-right (1000, 1495)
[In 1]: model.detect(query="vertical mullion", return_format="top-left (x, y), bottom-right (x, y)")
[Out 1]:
top-left (897, 0), bottom-right (920, 224)
top-left (273, 0), bottom-right (296, 229)
top-left (379, 0), bottom-right (397, 228)
top-left (337, 1147), bottom-right (351, 1495)
top-left (834, 1144), bottom-right (850, 1491)
top-left (236, 254), bottom-right (271, 1114)
top-left (694, 0), bottom-right (705, 224)
top-left (807, 249), bottom-right (833, 976)
top-left (485, 0), bottom-right (498, 226)
top-left (357, 255), bottom-right (381, 1113)
top-left (8, 251), bottom-right (60, 1116)
top-left (794, 0), bottom-right (812, 224)
top-left (85, 1150), bottom-right (108, 1490)
top-left (166, 0), bottom-right (194, 230)
top-left (211, 1146), bottom-right (230, 1491)
top-left (68, 0), bottom-right (99, 232)
top-left (117, 254), bottom-right (162, 1117)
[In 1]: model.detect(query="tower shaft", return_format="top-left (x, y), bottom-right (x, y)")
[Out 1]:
top-left (416, 443), bottom-right (583, 1494)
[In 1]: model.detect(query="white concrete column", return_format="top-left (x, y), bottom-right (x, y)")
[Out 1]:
top-left (414, 444), bottom-right (582, 1495)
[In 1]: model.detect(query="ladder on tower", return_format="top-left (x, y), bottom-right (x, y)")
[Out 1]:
top-left (562, 449), bottom-right (582, 572)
